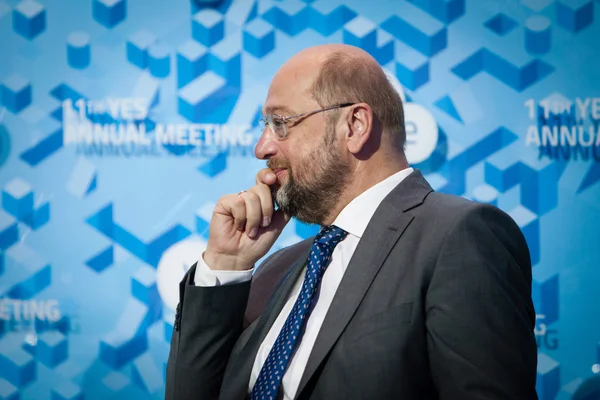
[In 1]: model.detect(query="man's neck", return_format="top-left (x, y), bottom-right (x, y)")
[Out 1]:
top-left (321, 156), bottom-right (409, 226)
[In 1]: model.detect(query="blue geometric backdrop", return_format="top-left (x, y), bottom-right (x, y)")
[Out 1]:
top-left (1, 0), bottom-right (599, 399)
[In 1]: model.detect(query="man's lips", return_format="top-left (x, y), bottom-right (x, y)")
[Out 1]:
top-left (273, 168), bottom-right (287, 179)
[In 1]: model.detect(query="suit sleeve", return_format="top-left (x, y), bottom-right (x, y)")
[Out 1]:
top-left (165, 262), bottom-right (252, 400)
top-left (193, 253), bottom-right (254, 286)
top-left (426, 204), bottom-right (538, 400)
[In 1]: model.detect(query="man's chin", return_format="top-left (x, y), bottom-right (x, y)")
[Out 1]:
top-left (270, 185), bottom-right (286, 211)
top-left (272, 187), bottom-right (296, 215)
top-left (270, 183), bottom-right (282, 199)
top-left (275, 174), bottom-right (290, 189)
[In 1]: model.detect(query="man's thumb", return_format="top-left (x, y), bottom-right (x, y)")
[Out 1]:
top-left (268, 210), bottom-right (291, 234)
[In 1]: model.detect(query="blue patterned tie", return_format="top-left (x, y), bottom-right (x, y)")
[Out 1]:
top-left (250, 225), bottom-right (348, 400)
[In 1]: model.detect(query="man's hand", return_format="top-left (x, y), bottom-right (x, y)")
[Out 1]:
top-left (203, 168), bottom-right (290, 271)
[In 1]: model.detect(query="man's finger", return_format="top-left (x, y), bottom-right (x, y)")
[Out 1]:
top-left (239, 191), bottom-right (262, 238)
top-left (219, 194), bottom-right (247, 232)
top-left (267, 210), bottom-right (291, 235)
top-left (256, 168), bottom-right (277, 185)
top-left (248, 185), bottom-right (274, 228)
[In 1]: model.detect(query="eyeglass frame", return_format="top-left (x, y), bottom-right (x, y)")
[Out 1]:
top-left (259, 102), bottom-right (356, 139)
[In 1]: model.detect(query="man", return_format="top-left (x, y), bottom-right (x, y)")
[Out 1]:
top-left (165, 44), bottom-right (538, 400)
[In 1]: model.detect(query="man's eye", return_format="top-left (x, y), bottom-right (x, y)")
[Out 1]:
top-left (272, 118), bottom-right (284, 128)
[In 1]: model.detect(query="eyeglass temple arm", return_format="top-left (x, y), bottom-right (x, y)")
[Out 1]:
top-left (282, 102), bottom-right (356, 122)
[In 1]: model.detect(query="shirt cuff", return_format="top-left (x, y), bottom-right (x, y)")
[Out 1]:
top-left (193, 253), bottom-right (253, 287)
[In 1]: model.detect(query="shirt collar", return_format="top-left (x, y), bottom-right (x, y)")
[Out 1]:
top-left (331, 167), bottom-right (414, 239)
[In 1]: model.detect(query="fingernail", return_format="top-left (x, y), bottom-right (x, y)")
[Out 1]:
top-left (263, 216), bottom-right (270, 227)
top-left (267, 173), bottom-right (276, 181)
top-left (249, 227), bottom-right (258, 238)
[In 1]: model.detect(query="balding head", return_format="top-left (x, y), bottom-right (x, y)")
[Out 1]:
top-left (275, 44), bottom-right (370, 75)
top-left (269, 44), bottom-right (406, 151)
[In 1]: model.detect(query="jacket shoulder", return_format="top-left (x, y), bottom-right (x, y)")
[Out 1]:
top-left (421, 191), bottom-right (516, 226)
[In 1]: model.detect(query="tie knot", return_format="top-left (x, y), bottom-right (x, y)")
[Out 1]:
top-left (315, 225), bottom-right (348, 247)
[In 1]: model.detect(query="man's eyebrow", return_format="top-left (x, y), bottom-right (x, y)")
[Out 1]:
top-left (263, 105), bottom-right (295, 116)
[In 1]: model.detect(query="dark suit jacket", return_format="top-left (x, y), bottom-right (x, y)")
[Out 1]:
top-left (165, 170), bottom-right (538, 400)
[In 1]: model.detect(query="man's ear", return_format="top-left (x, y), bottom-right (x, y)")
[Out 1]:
top-left (345, 103), bottom-right (373, 154)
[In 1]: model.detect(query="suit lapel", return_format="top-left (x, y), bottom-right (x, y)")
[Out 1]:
top-left (296, 169), bottom-right (433, 396)
top-left (222, 248), bottom-right (311, 400)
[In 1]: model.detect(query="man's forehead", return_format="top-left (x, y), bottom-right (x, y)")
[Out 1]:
top-left (262, 53), bottom-right (321, 115)
top-left (262, 83), bottom-right (314, 116)
top-left (263, 104), bottom-right (296, 116)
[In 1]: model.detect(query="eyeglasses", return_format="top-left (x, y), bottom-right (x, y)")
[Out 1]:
top-left (259, 102), bottom-right (355, 139)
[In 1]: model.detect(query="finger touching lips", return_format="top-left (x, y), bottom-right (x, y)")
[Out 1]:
top-left (274, 169), bottom-right (287, 179)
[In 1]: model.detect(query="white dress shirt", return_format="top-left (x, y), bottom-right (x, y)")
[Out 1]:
top-left (194, 167), bottom-right (414, 399)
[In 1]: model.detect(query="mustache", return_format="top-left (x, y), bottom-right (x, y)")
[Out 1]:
top-left (267, 159), bottom-right (291, 170)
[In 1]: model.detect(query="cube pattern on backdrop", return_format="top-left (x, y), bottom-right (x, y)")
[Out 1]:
top-left (1, 0), bottom-right (599, 398)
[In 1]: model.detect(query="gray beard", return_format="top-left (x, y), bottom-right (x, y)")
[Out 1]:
top-left (273, 141), bottom-right (351, 226)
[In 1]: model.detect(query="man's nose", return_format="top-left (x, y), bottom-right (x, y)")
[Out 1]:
top-left (254, 128), bottom-right (279, 160)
